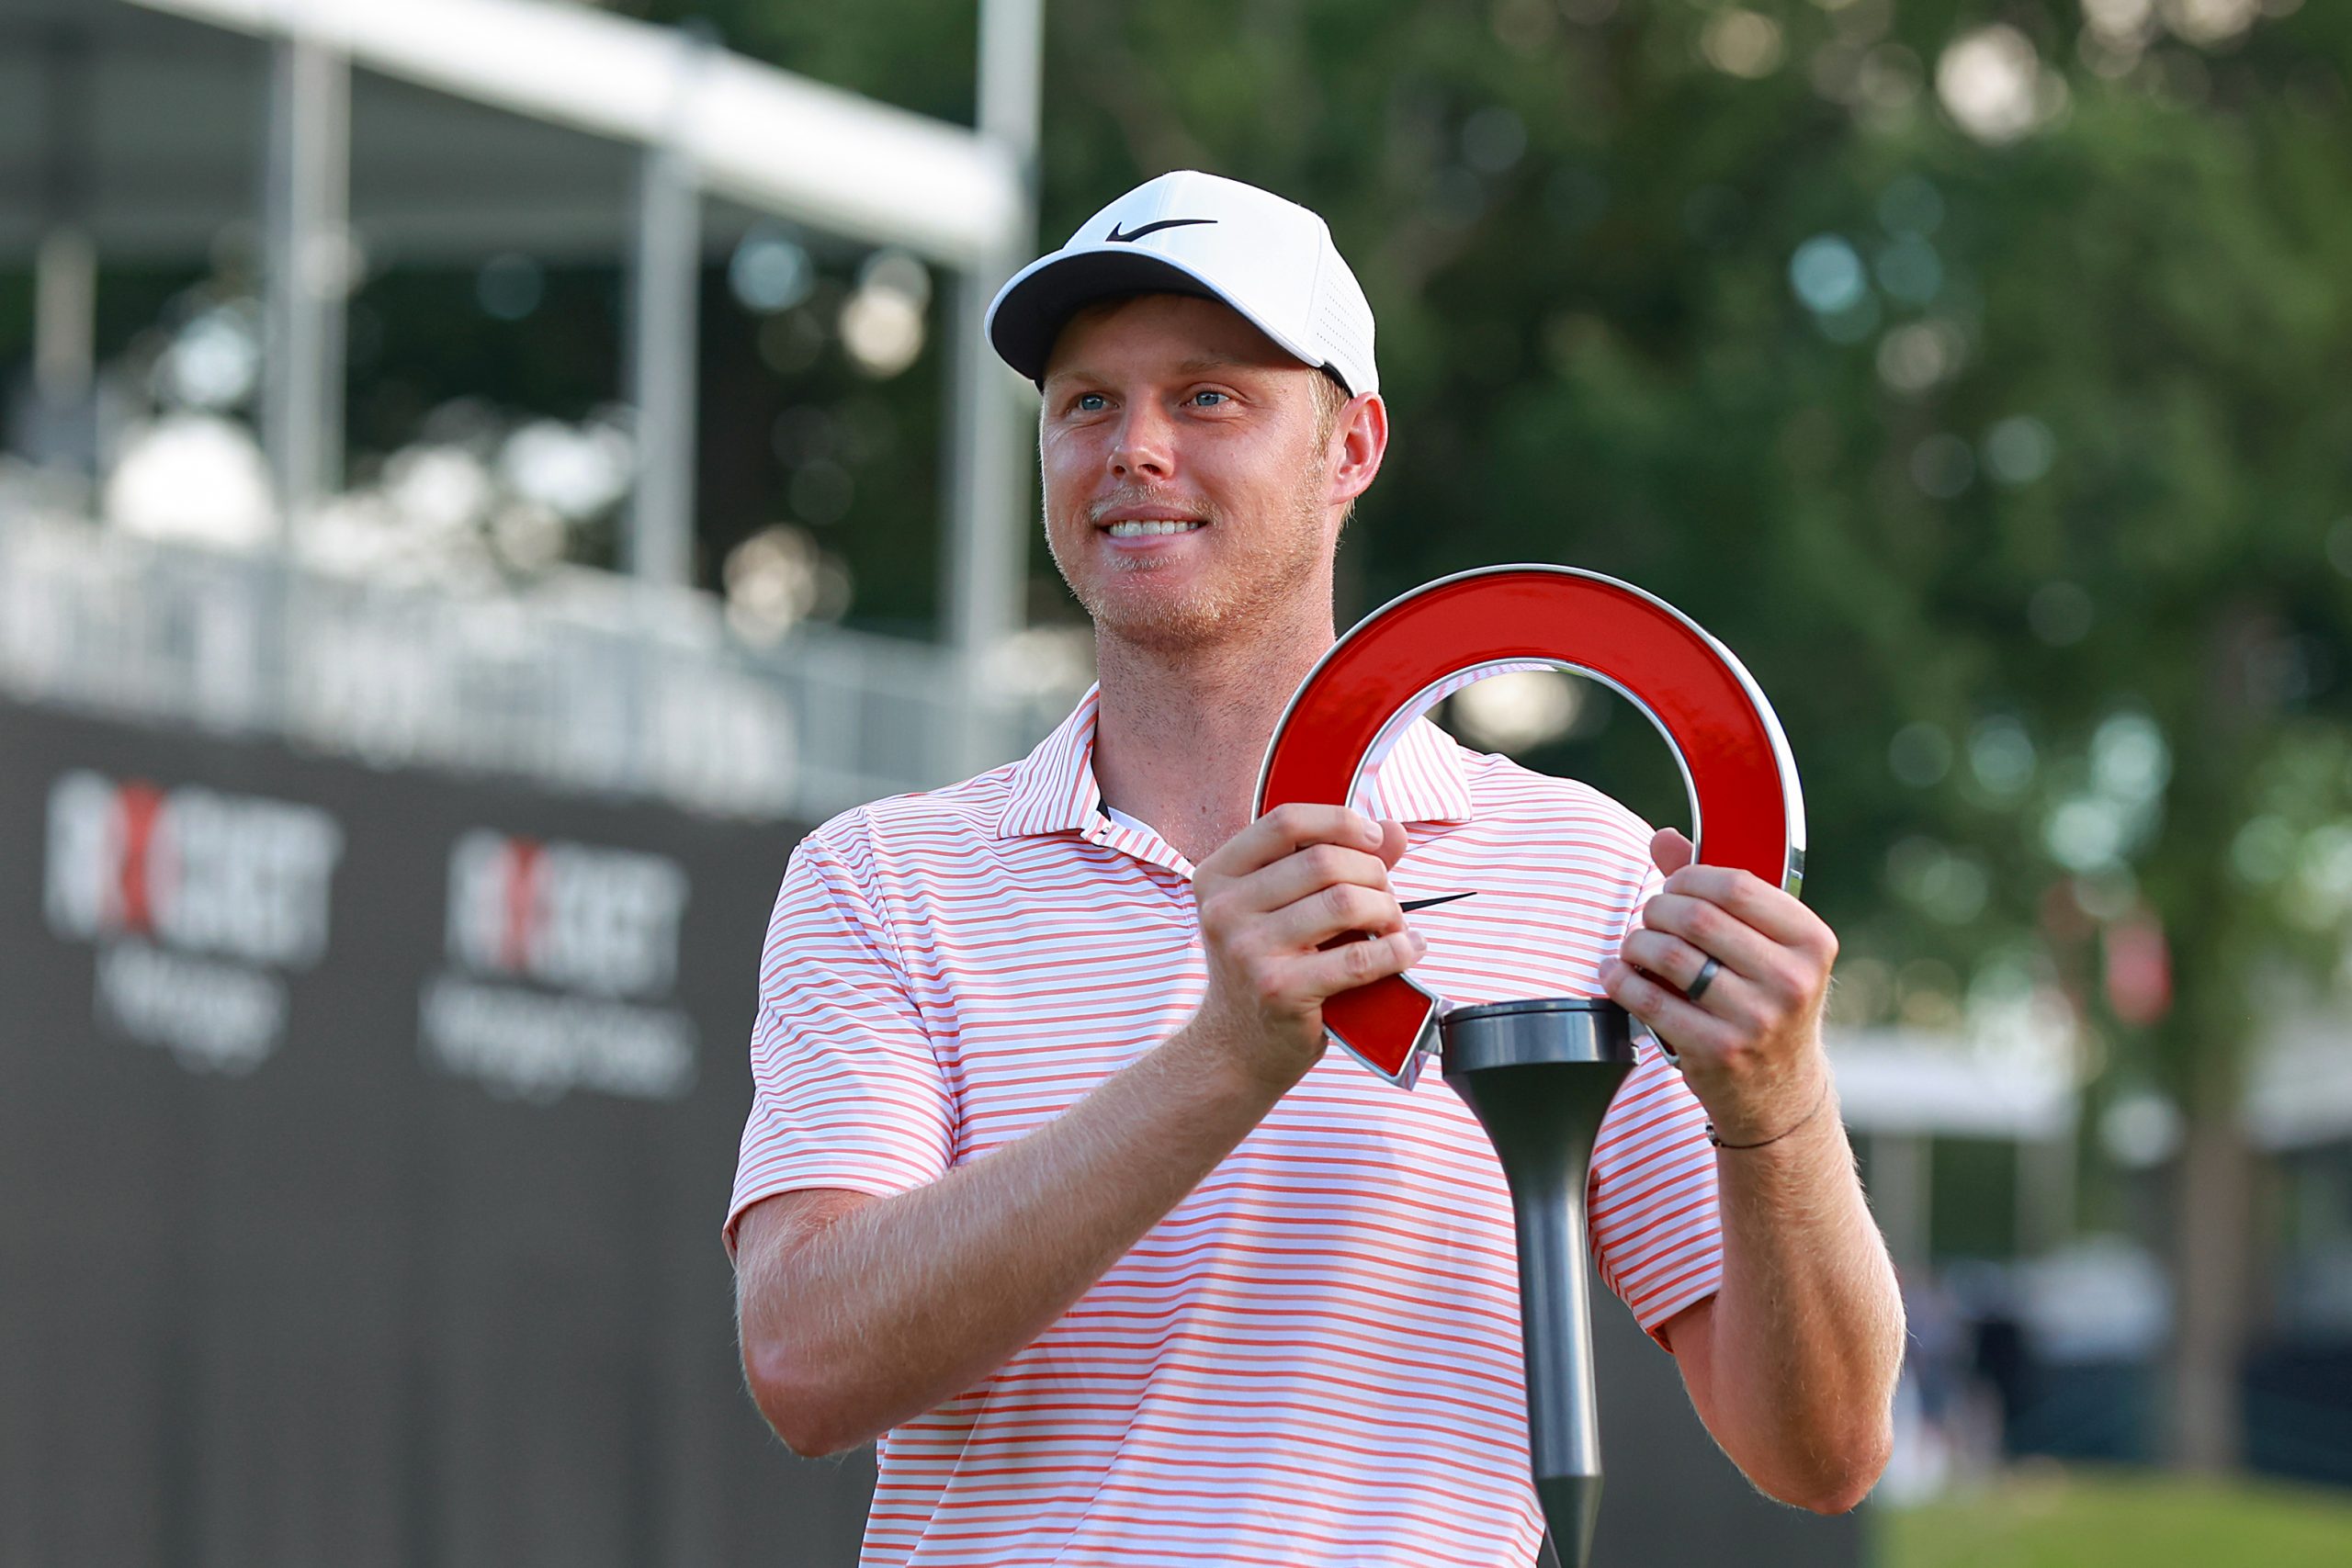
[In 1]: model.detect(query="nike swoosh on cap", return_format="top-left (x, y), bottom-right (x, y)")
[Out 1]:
top-left (1105, 218), bottom-right (1217, 243)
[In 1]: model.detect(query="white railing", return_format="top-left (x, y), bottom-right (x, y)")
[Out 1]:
top-left (0, 507), bottom-right (1078, 821)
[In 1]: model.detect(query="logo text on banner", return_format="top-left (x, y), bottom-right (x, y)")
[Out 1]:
top-left (44, 770), bottom-right (345, 1073)
top-left (422, 830), bottom-right (696, 1103)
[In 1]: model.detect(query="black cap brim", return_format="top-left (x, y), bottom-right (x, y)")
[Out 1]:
top-left (986, 252), bottom-right (1223, 385)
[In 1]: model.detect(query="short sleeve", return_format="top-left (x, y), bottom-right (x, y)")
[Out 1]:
top-left (1586, 863), bottom-right (1724, 1346)
top-left (724, 827), bottom-right (956, 1252)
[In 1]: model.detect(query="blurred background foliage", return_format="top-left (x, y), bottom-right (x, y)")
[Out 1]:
top-left (613, 0), bottom-right (2346, 1468)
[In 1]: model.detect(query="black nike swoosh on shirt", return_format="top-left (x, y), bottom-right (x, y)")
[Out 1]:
top-left (1319, 892), bottom-right (1475, 954)
top-left (1105, 218), bottom-right (1217, 243)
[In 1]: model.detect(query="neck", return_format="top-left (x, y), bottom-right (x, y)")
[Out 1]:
top-left (1090, 607), bottom-right (1335, 865)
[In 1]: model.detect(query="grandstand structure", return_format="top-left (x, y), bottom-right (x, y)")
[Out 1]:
top-left (0, 6), bottom-right (1091, 1561)
top-left (0, 0), bottom-right (1057, 820)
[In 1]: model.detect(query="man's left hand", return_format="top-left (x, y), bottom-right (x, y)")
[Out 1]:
top-left (1601, 828), bottom-right (1837, 1146)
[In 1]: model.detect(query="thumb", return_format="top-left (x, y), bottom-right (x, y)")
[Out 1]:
top-left (1376, 820), bottom-right (1410, 869)
top-left (1651, 827), bottom-right (1695, 877)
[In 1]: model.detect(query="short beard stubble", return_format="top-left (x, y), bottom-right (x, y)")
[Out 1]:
top-left (1046, 370), bottom-right (1351, 656)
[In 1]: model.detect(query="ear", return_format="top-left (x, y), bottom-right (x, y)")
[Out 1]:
top-left (1328, 391), bottom-right (1388, 511)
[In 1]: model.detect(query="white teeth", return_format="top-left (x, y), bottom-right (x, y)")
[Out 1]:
top-left (1105, 520), bottom-right (1204, 537)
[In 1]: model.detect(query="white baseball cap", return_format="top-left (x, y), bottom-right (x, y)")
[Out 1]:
top-left (986, 170), bottom-right (1379, 395)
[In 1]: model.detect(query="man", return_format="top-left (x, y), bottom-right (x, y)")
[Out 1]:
top-left (730, 171), bottom-right (1902, 1565)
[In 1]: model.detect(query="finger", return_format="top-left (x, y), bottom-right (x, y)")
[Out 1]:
top-left (1656, 863), bottom-right (1828, 951)
top-left (1618, 931), bottom-right (1779, 1034)
top-left (1216, 802), bottom-right (1384, 877)
top-left (1603, 959), bottom-right (1739, 1059)
top-left (1238, 840), bottom-right (1396, 915)
top-left (1375, 819), bottom-right (1410, 870)
top-left (1637, 892), bottom-right (1785, 985)
top-left (1261, 880), bottom-right (1409, 953)
top-left (1650, 827), bottom-right (1695, 878)
top-left (1620, 928), bottom-right (1734, 1002)
top-left (1295, 928), bottom-right (1425, 1000)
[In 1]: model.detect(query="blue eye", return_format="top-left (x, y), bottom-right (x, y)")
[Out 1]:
top-left (1192, 389), bottom-right (1227, 407)
top-left (1075, 392), bottom-right (1107, 412)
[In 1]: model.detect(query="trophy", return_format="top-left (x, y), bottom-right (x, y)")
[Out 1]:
top-left (1254, 567), bottom-right (1806, 1567)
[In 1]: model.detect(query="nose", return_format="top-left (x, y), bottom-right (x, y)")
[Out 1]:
top-left (1109, 400), bottom-right (1175, 481)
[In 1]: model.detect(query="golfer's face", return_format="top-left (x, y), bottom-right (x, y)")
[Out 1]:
top-left (1038, 293), bottom-right (1335, 646)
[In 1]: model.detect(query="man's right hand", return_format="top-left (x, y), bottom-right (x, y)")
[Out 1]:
top-left (1189, 802), bottom-right (1421, 1090)
top-left (739, 802), bottom-right (1421, 1458)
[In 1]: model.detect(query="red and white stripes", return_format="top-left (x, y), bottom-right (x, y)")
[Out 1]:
top-left (730, 688), bottom-right (1721, 1567)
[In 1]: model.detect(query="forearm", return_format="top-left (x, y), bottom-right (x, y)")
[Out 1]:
top-left (741, 1015), bottom-right (1295, 1455)
top-left (1695, 1087), bottom-right (1904, 1510)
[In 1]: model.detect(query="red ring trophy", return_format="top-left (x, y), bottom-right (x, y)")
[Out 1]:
top-left (1254, 567), bottom-right (1806, 1568)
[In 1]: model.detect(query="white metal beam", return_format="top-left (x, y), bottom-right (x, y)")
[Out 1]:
top-left (627, 138), bottom-right (700, 588)
top-left (127, 0), bottom-right (1025, 268)
top-left (262, 32), bottom-right (350, 521)
top-left (943, 0), bottom-right (1043, 773)
top-left (33, 231), bottom-right (95, 410)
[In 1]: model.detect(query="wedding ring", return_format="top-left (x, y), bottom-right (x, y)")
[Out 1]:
top-left (1685, 955), bottom-right (1723, 1004)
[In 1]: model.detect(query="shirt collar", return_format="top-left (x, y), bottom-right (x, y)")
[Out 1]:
top-left (1355, 707), bottom-right (1478, 826)
top-left (998, 685), bottom-right (1107, 839)
top-left (997, 683), bottom-right (1476, 840)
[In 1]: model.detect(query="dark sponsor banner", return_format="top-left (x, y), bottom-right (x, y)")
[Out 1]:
top-left (0, 698), bottom-right (876, 1568)
top-left (0, 696), bottom-right (1855, 1567)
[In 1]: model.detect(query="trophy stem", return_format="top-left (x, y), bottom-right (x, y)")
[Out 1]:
top-left (1441, 999), bottom-right (1635, 1568)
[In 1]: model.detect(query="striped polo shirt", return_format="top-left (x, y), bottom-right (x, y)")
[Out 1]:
top-left (730, 686), bottom-right (1724, 1567)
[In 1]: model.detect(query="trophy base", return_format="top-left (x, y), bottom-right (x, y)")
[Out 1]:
top-left (1536, 1472), bottom-right (1602, 1568)
top-left (1442, 997), bottom-right (1634, 1568)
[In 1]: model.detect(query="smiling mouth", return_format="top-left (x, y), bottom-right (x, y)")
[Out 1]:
top-left (1102, 520), bottom-right (1205, 538)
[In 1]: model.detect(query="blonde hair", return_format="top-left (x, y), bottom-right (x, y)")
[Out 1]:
top-left (1307, 367), bottom-right (1351, 446)
top-left (1307, 367), bottom-right (1359, 529)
